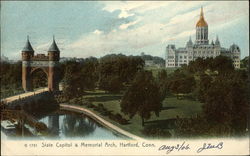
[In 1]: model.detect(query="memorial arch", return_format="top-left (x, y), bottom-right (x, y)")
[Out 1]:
top-left (21, 36), bottom-right (60, 92)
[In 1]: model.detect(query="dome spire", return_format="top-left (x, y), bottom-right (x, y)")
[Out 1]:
top-left (200, 6), bottom-right (204, 18)
top-left (196, 6), bottom-right (208, 27)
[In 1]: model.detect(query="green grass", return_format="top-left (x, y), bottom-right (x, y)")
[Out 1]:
top-left (80, 90), bottom-right (203, 138)
top-left (144, 66), bottom-right (179, 77)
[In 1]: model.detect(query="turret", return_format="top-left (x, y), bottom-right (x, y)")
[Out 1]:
top-left (48, 36), bottom-right (60, 61)
top-left (47, 36), bottom-right (60, 91)
top-left (211, 40), bottom-right (214, 45)
top-left (22, 36), bottom-right (34, 92)
top-left (22, 36), bottom-right (34, 61)
top-left (230, 43), bottom-right (240, 53)
top-left (215, 35), bottom-right (220, 47)
top-left (186, 36), bottom-right (193, 47)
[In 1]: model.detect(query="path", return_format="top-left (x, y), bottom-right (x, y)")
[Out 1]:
top-left (1, 88), bottom-right (49, 103)
top-left (60, 104), bottom-right (145, 140)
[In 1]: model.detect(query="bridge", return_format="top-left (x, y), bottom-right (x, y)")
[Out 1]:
top-left (1, 88), bottom-right (48, 104)
top-left (1, 88), bottom-right (52, 136)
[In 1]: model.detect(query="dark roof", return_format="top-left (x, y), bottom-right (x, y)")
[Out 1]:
top-left (230, 44), bottom-right (240, 51)
top-left (22, 37), bottom-right (34, 52)
top-left (48, 38), bottom-right (60, 52)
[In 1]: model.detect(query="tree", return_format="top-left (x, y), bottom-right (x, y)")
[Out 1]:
top-left (168, 70), bottom-right (195, 98)
top-left (62, 61), bottom-right (84, 100)
top-left (203, 70), bottom-right (249, 134)
top-left (157, 69), bottom-right (168, 100)
top-left (98, 75), bottom-right (123, 93)
top-left (62, 58), bottom-right (99, 100)
top-left (32, 69), bottom-right (47, 89)
top-left (120, 70), bottom-right (162, 126)
top-left (194, 73), bottom-right (213, 102)
top-left (240, 56), bottom-right (249, 69)
top-left (210, 55), bottom-right (234, 73)
top-left (98, 54), bottom-right (144, 92)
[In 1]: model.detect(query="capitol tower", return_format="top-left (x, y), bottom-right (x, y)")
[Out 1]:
top-left (165, 7), bottom-right (241, 68)
top-left (196, 7), bottom-right (209, 45)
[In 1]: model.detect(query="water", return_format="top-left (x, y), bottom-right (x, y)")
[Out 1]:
top-left (1, 110), bottom-right (128, 140)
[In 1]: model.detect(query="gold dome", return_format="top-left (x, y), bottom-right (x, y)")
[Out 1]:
top-left (196, 7), bottom-right (208, 27)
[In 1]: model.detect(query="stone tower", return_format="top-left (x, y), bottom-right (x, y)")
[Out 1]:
top-left (47, 36), bottom-right (60, 91)
top-left (22, 36), bottom-right (34, 91)
top-left (196, 7), bottom-right (209, 45)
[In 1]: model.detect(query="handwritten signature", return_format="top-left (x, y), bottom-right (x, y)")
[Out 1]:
top-left (197, 142), bottom-right (223, 153)
top-left (158, 141), bottom-right (190, 154)
top-left (158, 141), bottom-right (223, 154)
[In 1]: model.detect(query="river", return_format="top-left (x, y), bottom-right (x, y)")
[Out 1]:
top-left (1, 110), bottom-right (128, 140)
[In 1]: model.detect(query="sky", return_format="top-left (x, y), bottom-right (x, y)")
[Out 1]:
top-left (1, 1), bottom-right (249, 60)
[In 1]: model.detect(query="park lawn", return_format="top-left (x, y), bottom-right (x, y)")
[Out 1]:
top-left (144, 66), bottom-right (179, 77)
top-left (81, 90), bottom-right (203, 138)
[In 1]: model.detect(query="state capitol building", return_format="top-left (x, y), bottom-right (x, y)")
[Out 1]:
top-left (165, 7), bottom-right (241, 68)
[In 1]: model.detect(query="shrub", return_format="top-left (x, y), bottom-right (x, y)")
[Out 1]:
top-left (142, 127), bottom-right (171, 138)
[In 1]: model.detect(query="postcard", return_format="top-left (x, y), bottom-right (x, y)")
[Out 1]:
top-left (1, 1), bottom-right (249, 155)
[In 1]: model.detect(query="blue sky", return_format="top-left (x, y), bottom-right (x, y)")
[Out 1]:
top-left (1, 1), bottom-right (249, 60)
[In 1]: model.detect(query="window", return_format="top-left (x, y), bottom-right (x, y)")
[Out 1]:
top-left (184, 56), bottom-right (187, 59)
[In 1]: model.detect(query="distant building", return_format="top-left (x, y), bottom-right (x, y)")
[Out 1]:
top-left (165, 7), bottom-right (241, 68)
top-left (141, 52), bottom-right (165, 68)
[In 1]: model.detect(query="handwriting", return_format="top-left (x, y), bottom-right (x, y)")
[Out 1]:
top-left (197, 142), bottom-right (223, 153)
top-left (158, 141), bottom-right (190, 154)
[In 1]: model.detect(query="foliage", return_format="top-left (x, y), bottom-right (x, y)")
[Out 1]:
top-left (203, 70), bottom-right (249, 134)
top-left (140, 54), bottom-right (165, 66)
top-left (157, 69), bottom-right (168, 100)
top-left (98, 75), bottom-right (123, 93)
top-left (31, 69), bottom-right (47, 89)
top-left (121, 70), bottom-right (162, 126)
top-left (98, 54), bottom-right (144, 93)
top-left (169, 56), bottom-right (248, 137)
top-left (0, 61), bottom-right (22, 88)
top-left (240, 56), bottom-right (249, 69)
top-left (187, 56), bottom-right (234, 74)
top-left (175, 115), bottom-right (232, 137)
top-left (142, 126), bottom-right (171, 138)
top-left (167, 69), bottom-right (196, 97)
top-left (62, 58), bottom-right (99, 100)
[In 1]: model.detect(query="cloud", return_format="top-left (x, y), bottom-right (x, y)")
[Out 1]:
top-left (119, 19), bottom-right (140, 30)
top-left (65, 1), bottom-right (248, 58)
top-left (35, 42), bottom-right (51, 52)
top-left (93, 29), bottom-right (103, 35)
top-left (118, 10), bottom-right (135, 19)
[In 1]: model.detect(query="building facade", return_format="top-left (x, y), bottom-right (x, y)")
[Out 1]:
top-left (165, 7), bottom-right (241, 68)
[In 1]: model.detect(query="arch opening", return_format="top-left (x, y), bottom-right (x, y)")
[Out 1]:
top-left (31, 68), bottom-right (48, 90)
